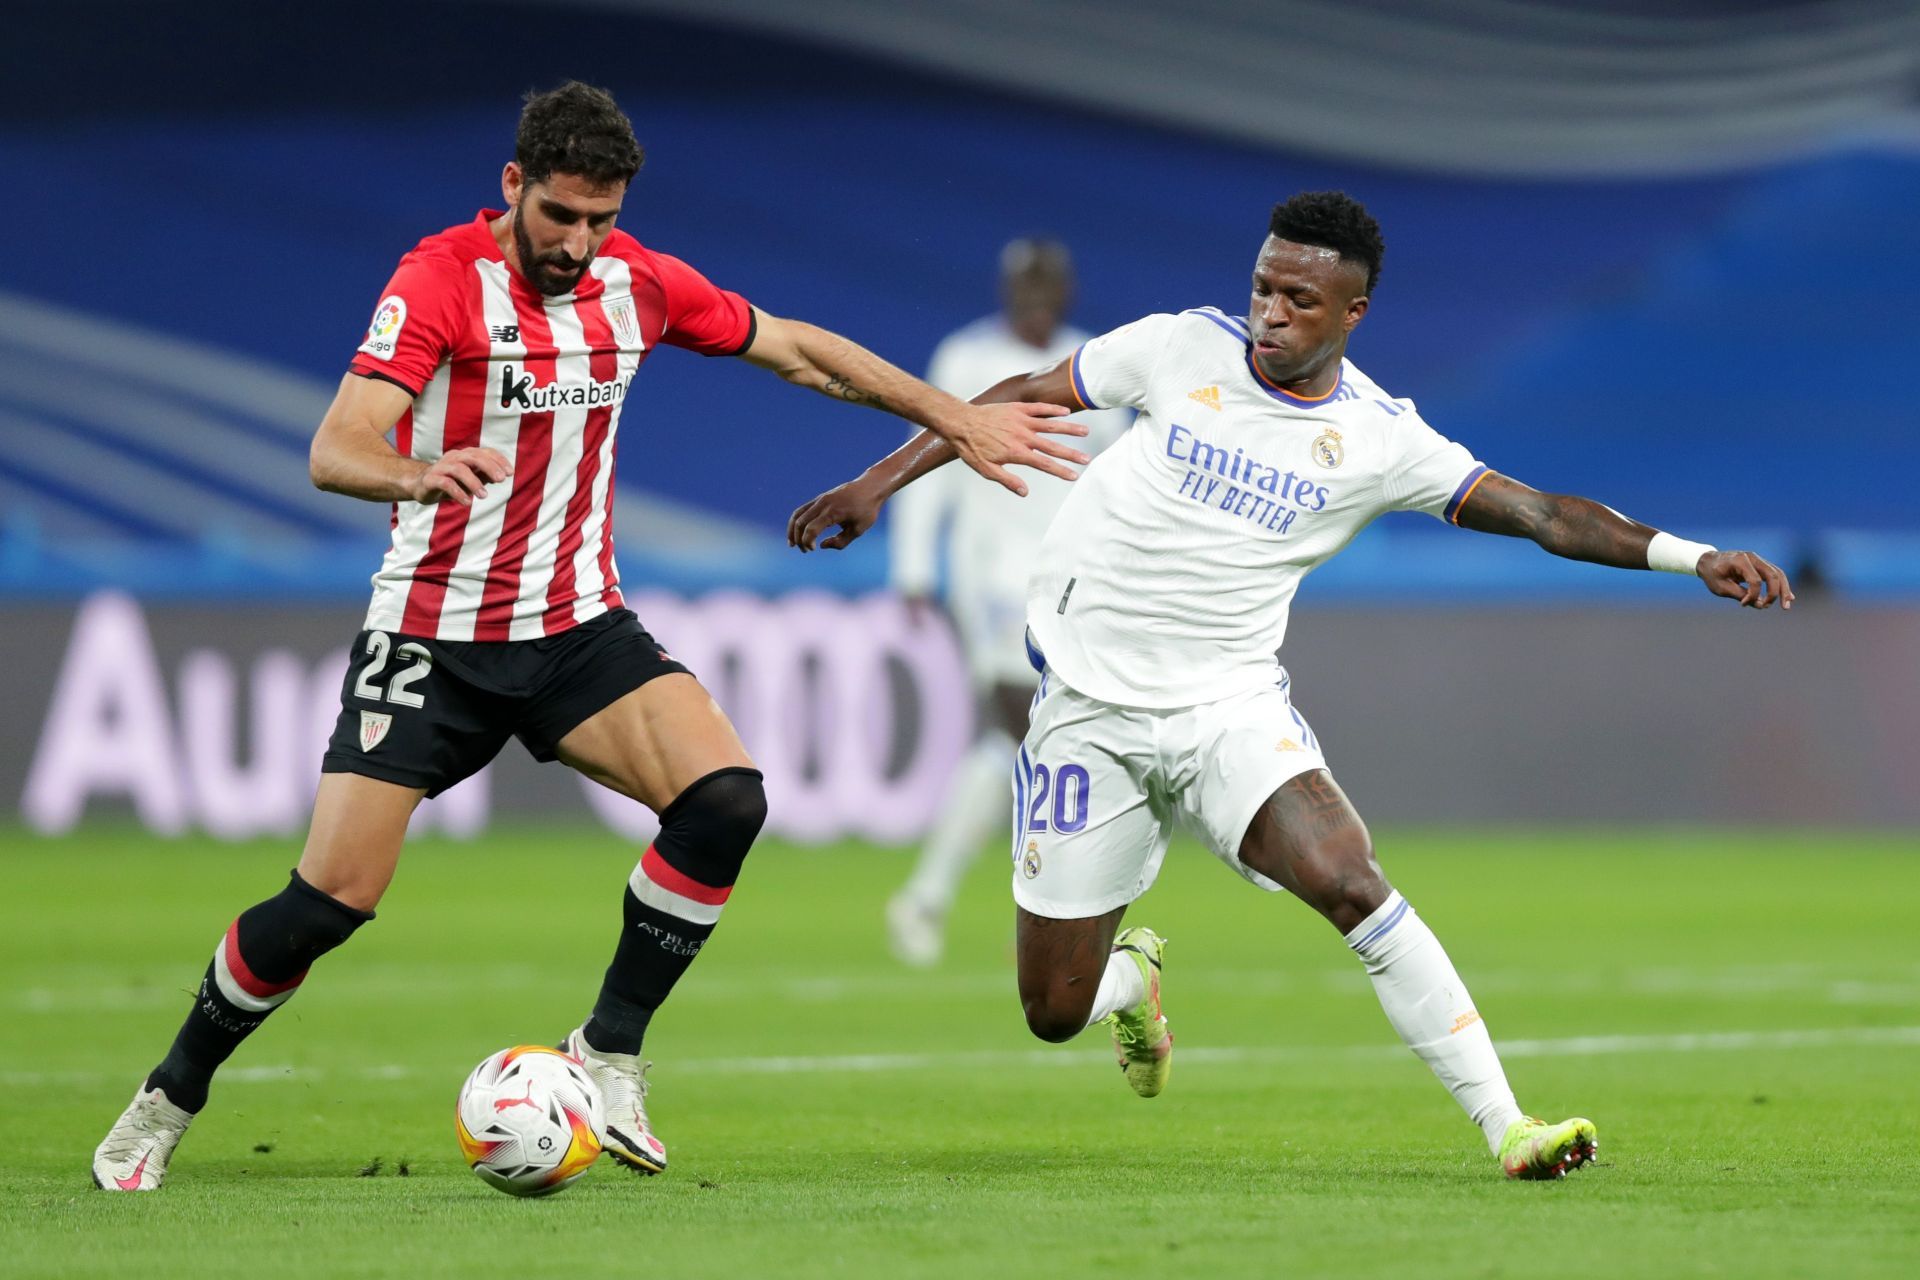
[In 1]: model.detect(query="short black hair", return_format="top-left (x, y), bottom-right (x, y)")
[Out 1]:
top-left (516, 81), bottom-right (644, 188)
top-left (1268, 191), bottom-right (1384, 295)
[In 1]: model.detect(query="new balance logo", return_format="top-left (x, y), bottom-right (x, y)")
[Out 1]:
top-left (1187, 386), bottom-right (1222, 410)
top-left (488, 324), bottom-right (520, 344)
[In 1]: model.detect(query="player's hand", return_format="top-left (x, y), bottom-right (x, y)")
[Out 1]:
top-left (788, 473), bottom-right (889, 552)
top-left (410, 447), bottom-right (513, 507)
top-left (940, 402), bottom-right (1090, 496)
top-left (1699, 549), bottom-right (1794, 610)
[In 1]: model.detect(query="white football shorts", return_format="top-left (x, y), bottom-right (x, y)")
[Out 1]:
top-left (1009, 668), bottom-right (1329, 918)
top-left (951, 585), bottom-right (1041, 689)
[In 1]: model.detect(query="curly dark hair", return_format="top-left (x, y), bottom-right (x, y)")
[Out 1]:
top-left (1268, 191), bottom-right (1384, 295)
top-left (515, 81), bottom-right (644, 188)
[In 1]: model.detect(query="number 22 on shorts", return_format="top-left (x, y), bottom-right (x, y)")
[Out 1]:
top-left (353, 632), bottom-right (433, 708)
top-left (1026, 763), bottom-right (1090, 834)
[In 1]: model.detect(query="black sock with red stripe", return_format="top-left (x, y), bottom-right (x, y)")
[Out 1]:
top-left (146, 871), bottom-right (372, 1113)
top-left (585, 768), bottom-right (766, 1055)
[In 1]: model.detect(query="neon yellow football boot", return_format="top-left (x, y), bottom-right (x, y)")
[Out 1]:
top-left (1499, 1115), bottom-right (1598, 1180)
top-left (1102, 927), bottom-right (1172, 1098)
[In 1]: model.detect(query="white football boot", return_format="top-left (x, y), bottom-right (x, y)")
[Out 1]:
top-left (563, 1027), bottom-right (667, 1174)
top-left (93, 1084), bottom-right (194, 1191)
top-left (885, 891), bottom-right (944, 968)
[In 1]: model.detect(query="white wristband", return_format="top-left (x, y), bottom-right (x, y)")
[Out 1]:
top-left (1646, 531), bottom-right (1715, 576)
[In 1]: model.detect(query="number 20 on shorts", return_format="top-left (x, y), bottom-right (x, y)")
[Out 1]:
top-left (1026, 763), bottom-right (1090, 834)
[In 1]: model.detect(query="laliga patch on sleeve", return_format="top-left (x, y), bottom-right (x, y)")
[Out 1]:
top-left (358, 295), bottom-right (408, 361)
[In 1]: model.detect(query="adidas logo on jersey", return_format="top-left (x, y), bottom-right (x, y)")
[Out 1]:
top-left (1187, 386), bottom-right (1221, 410)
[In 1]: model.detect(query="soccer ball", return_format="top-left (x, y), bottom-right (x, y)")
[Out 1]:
top-left (455, 1045), bottom-right (605, 1197)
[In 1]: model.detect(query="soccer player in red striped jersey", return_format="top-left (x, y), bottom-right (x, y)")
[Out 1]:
top-left (92, 81), bottom-right (1089, 1192)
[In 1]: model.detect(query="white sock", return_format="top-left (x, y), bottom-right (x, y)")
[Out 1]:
top-left (900, 732), bottom-right (1017, 915)
top-left (1346, 892), bottom-right (1523, 1153)
top-left (1083, 949), bottom-right (1147, 1028)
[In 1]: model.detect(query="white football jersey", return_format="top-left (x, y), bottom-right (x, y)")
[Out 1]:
top-left (1026, 307), bottom-right (1486, 709)
top-left (889, 317), bottom-right (1130, 610)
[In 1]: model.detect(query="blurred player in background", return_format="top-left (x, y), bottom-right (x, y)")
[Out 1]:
top-left (791, 191), bottom-right (1794, 1179)
top-left (886, 240), bottom-right (1129, 965)
top-left (91, 81), bottom-right (1086, 1192)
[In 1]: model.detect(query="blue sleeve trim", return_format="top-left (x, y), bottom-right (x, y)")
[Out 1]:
top-left (1068, 345), bottom-right (1099, 411)
top-left (1442, 464), bottom-right (1492, 525)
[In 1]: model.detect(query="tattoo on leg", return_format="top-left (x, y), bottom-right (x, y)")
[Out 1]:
top-left (1021, 912), bottom-right (1100, 986)
top-left (1241, 770), bottom-right (1387, 932)
top-left (1018, 908), bottom-right (1121, 993)
top-left (1267, 771), bottom-right (1358, 852)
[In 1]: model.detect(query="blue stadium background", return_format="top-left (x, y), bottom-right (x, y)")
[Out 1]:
top-left (1, 0), bottom-right (1915, 602)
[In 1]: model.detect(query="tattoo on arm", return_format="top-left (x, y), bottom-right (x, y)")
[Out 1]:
top-left (822, 374), bottom-right (886, 411)
top-left (1456, 473), bottom-right (1654, 569)
top-left (1532, 493), bottom-right (1652, 566)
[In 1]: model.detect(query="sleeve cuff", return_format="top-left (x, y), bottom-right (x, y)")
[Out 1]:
top-left (1443, 465), bottom-right (1491, 525)
top-left (350, 366), bottom-right (422, 398)
top-left (718, 302), bottom-right (757, 357)
top-left (1067, 345), bottom-right (1098, 411)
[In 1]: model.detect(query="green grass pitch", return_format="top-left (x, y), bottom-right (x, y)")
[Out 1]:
top-left (3, 825), bottom-right (1917, 1278)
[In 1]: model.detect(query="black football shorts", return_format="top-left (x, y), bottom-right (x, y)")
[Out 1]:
top-left (320, 608), bottom-right (690, 797)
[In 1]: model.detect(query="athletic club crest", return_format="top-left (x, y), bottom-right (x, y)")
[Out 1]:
top-left (359, 710), bottom-right (393, 752)
top-left (1310, 428), bottom-right (1345, 469)
top-left (604, 295), bottom-right (640, 348)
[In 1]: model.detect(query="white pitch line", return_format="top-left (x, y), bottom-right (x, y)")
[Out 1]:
top-left (679, 1025), bottom-right (1920, 1075)
top-left (12, 1025), bottom-right (1919, 1089)
top-left (22, 964), bottom-right (1920, 1014)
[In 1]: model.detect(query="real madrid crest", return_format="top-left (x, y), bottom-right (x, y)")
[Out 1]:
top-left (1021, 841), bottom-right (1042, 879)
top-left (1310, 428), bottom-right (1345, 469)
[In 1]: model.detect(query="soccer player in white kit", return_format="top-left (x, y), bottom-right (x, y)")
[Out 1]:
top-left (886, 239), bottom-right (1130, 965)
top-left (791, 192), bottom-right (1794, 1179)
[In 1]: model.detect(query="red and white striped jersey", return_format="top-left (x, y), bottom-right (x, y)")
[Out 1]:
top-left (348, 210), bottom-right (753, 640)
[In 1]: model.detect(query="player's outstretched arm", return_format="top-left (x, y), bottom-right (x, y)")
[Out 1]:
top-left (1454, 472), bottom-right (1794, 609)
top-left (309, 373), bottom-right (512, 507)
top-left (787, 360), bottom-right (1082, 552)
top-left (741, 309), bottom-right (1088, 497)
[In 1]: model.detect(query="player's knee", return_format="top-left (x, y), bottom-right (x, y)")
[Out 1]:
top-left (1021, 994), bottom-right (1087, 1044)
top-left (1298, 835), bottom-right (1390, 935)
top-left (1018, 975), bottom-right (1094, 1043)
top-left (233, 871), bottom-right (375, 983)
top-left (309, 871), bottom-right (385, 915)
top-left (654, 767), bottom-right (767, 886)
